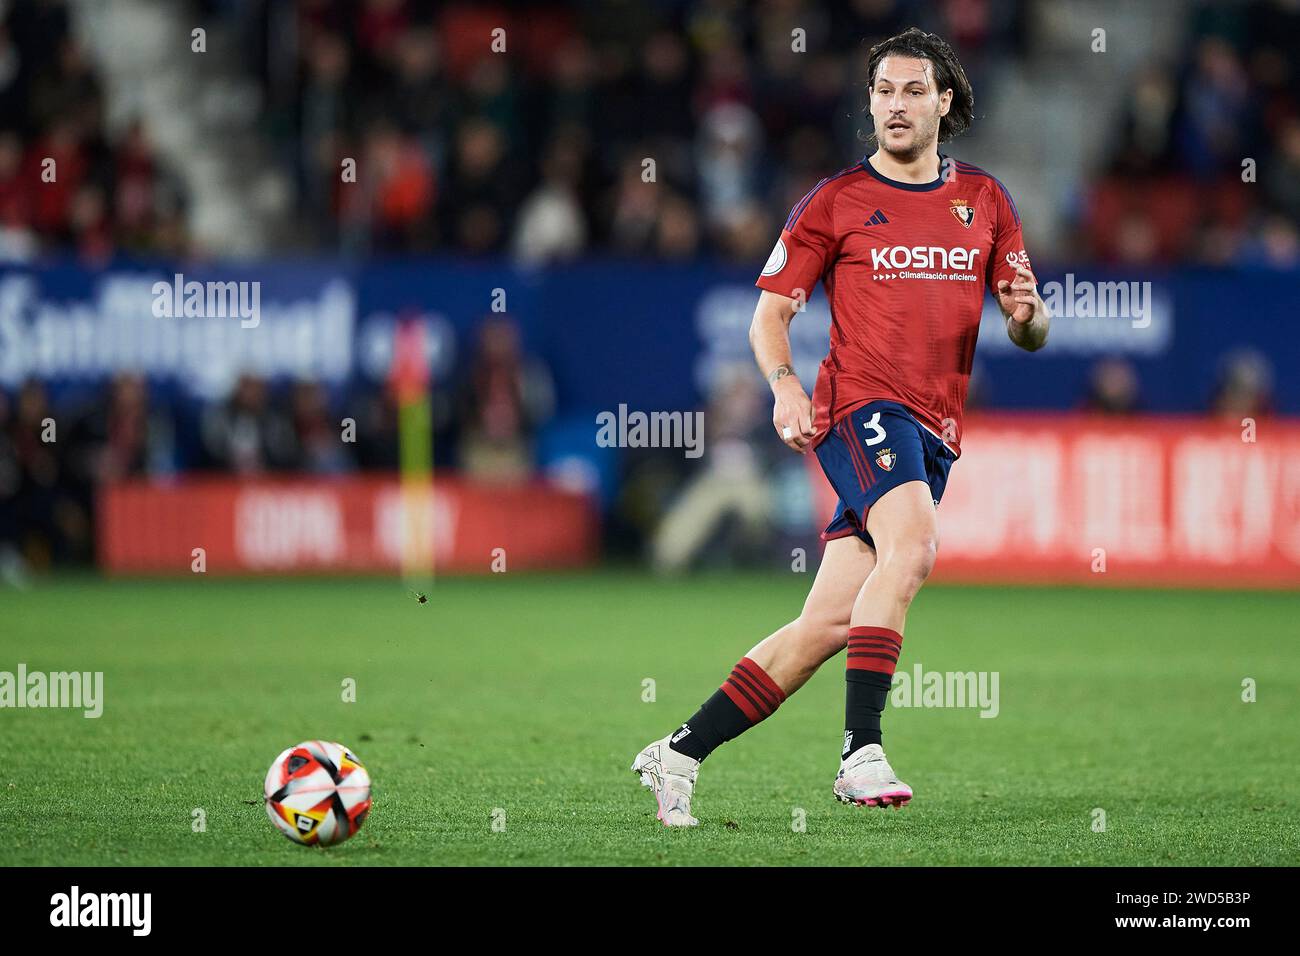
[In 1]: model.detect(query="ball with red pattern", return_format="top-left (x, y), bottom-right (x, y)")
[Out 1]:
top-left (264, 741), bottom-right (372, 846)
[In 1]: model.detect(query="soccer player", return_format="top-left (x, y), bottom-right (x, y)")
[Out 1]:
top-left (632, 27), bottom-right (1050, 826)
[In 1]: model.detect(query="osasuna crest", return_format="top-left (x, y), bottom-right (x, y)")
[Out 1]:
top-left (949, 199), bottom-right (975, 228)
top-left (875, 447), bottom-right (896, 471)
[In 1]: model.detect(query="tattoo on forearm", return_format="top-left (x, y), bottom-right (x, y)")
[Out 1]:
top-left (767, 364), bottom-right (794, 385)
top-left (1008, 313), bottom-right (1048, 350)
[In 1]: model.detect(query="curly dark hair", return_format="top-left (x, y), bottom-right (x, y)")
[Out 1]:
top-left (864, 27), bottom-right (975, 144)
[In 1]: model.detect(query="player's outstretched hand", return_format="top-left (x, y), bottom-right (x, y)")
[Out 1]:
top-left (772, 377), bottom-right (818, 453)
top-left (996, 265), bottom-right (1044, 324)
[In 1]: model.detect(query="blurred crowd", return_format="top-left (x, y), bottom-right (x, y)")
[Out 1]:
top-left (7, 0), bottom-right (1299, 266)
top-left (0, 0), bottom-right (190, 263)
top-left (1084, 1), bottom-right (1300, 267)
top-left (244, 0), bottom-right (1028, 260)
top-left (218, 0), bottom-right (1300, 267)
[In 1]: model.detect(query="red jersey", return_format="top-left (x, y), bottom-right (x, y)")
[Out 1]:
top-left (755, 155), bottom-right (1030, 456)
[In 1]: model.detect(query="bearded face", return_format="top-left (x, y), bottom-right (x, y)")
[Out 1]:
top-left (869, 55), bottom-right (952, 162)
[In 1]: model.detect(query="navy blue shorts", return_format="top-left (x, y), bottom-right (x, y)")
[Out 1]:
top-left (815, 400), bottom-right (957, 547)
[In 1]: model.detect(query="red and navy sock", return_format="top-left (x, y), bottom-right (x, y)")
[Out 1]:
top-left (667, 657), bottom-right (787, 762)
top-left (844, 625), bottom-right (903, 759)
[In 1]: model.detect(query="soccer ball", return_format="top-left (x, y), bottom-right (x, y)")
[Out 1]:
top-left (263, 740), bottom-right (372, 846)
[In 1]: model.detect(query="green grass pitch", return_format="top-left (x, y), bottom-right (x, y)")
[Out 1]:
top-left (2, 572), bottom-right (1297, 866)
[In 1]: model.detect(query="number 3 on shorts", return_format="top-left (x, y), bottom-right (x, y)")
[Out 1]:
top-left (862, 412), bottom-right (887, 446)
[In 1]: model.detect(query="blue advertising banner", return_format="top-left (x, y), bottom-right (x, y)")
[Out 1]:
top-left (1, 259), bottom-right (1295, 418)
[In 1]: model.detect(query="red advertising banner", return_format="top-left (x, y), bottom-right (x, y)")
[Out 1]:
top-left (808, 414), bottom-right (1300, 588)
top-left (98, 476), bottom-right (598, 575)
top-left (98, 416), bottom-right (1300, 586)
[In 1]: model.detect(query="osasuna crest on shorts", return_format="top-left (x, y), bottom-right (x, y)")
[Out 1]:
top-left (816, 400), bottom-right (956, 547)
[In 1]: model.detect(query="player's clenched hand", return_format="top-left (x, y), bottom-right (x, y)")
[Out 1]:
top-left (996, 265), bottom-right (1044, 324)
top-left (771, 376), bottom-right (817, 453)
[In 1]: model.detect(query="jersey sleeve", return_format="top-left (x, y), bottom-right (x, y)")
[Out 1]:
top-left (755, 181), bottom-right (838, 301)
top-left (985, 179), bottom-right (1032, 295)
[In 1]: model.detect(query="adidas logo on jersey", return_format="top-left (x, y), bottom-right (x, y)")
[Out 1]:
top-left (863, 209), bottom-right (889, 227)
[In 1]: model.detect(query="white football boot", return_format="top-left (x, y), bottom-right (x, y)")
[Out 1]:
top-left (833, 743), bottom-right (913, 808)
top-left (631, 735), bottom-right (700, 827)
